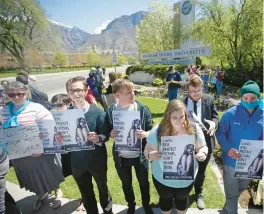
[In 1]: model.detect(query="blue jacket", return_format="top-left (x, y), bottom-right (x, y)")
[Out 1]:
top-left (216, 104), bottom-right (263, 168)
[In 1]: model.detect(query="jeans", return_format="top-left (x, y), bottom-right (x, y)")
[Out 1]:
top-left (222, 165), bottom-right (250, 214)
top-left (203, 80), bottom-right (209, 93)
top-left (114, 156), bottom-right (150, 208)
top-left (168, 88), bottom-right (179, 101)
top-left (216, 80), bottom-right (223, 96)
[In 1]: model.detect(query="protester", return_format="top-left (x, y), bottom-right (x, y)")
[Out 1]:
top-left (66, 77), bottom-right (112, 214)
top-left (104, 79), bottom-right (154, 214)
top-left (216, 80), bottom-right (263, 214)
top-left (202, 65), bottom-right (210, 93)
top-left (183, 74), bottom-right (219, 209)
top-left (216, 69), bottom-right (225, 97)
top-left (50, 94), bottom-right (86, 211)
top-left (105, 72), bottom-right (116, 95)
top-left (16, 74), bottom-right (52, 110)
top-left (0, 134), bottom-right (10, 214)
top-left (144, 100), bottom-right (208, 214)
top-left (0, 81), bottom-right (9, 89)
top-left (166, 65), bottom-right (183, 101)
top-left (0, 81), bottom-right (64, 212)
top-left (85, 88), bottom-right (97, 106)
top-left (86, 72), bottom-right (98, 97)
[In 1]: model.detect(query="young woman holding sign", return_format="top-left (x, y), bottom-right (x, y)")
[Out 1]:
top-left (0, 81), bottom-right (64, 212)
top-left (144, 100), bottom-right (208, 214)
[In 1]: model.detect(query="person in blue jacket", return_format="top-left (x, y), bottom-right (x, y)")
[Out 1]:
top-left (216, 80), bottom-right (263, 214)
top-left (166, 65), bottom-right (183, 101)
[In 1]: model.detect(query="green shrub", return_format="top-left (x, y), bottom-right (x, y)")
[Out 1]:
top-left (126, 64), bottom-right (186, 80)
top-left (152, 78), bottom-right (163, 87)
top-left (124, 75), bottom-right (129, 79)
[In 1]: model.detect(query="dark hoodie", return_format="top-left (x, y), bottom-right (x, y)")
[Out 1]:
top-left (104, 101), bottom-right (153, 157)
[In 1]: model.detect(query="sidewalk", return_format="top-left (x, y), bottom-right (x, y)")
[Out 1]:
top-left (7, 182), bottom-right (262, 214)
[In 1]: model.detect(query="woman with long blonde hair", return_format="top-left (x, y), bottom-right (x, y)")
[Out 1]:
top-left (144, 100), bottom-right (208, 214)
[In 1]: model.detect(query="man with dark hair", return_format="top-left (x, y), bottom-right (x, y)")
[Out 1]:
top-left (183, 74), bottom-right (219, 210)
top-left (66, 77), bottom-right (113, 214)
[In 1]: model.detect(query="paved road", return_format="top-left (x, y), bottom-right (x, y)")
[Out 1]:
top-left (0, 66), bottom-right (128, 98)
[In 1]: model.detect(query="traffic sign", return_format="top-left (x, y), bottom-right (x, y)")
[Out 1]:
top-left (112, 52), bottom-right (117, 65)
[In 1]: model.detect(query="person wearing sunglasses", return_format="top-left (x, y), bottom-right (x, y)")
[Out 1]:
top-left (0, 81), bottom-right (64, 212)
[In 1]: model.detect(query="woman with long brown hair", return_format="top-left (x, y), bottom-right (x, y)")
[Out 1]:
top-left (144, 100), bottom-right (208, 214)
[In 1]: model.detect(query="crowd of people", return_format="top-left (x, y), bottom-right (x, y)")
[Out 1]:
top-left (0, 65), bottom-right (262, 214)
top-left (166, 64), bottom-right (225, 101)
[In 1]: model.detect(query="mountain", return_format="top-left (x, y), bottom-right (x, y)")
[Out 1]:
top-left (79, 11), bottom-right (146, 56)
top-left (47, 11), bottom-right (146, 56)
top-left (47, 19), bottom-right (91, 52)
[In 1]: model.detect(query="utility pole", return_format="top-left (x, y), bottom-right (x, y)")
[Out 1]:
top-left (112, 48), bottom-right (117, 75)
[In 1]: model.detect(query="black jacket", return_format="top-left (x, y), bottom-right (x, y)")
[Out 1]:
top-left (183, 94), bottom-right (219, 152)
top-left (29, 86), bottom-right (52, 110)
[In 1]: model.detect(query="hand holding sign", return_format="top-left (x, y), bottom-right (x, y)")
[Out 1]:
top-left (195, 152), bottom-right (206, 162)
top-left (228, 148), bottom-right (241, 159)
top-left (136, 130), bottom-right (149, 139)
top-left (87, 132), bottom-right (100, 143)
top-left (204, 119), bottom-right (215, 136)
top-left (149, 151), bottom-right (162, 160)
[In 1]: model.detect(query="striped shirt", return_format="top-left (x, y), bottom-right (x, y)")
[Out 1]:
top-left (0, 102), bottom-right (53, 127)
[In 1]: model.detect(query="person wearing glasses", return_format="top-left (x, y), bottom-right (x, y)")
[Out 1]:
top-left (0, 81), bottom-right (64, 212)
top-left (65, 77), bottom-right (112, 214)
top-left (182, 75), bottom-right (219, 210)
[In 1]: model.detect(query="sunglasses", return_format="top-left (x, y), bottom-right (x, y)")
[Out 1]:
top-left (68, 89), bottom-right (84, 94)
top-left (7, 93), bottom-right (25, 98)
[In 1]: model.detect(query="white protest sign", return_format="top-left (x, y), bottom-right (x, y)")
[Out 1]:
top-left (36, 120), bottom-right (65, 154)
top-left (141, 46), bottom-right (212, 60)
top-left (148, 59), bottom-right (195, 65)
top-left (235, 140), bottom-right (263, 180)
top-left (113, 111), bottom-right (141, 151)
top-left (161, 135), bottom-right (195, 180)
top-left (0, 125), bottom-right (43, 160)
top-left (51, 109), bottom-right (95, 152)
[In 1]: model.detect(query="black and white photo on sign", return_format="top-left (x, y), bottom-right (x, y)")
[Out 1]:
top-left (161, 135), bottom-right (195, 180)
top-left (51, 109), bottom-right (95, 152)
top-left (36, 120), bottom-right (65, 154)
top-left (235, 140), bottom-right (263, 180)
top-left (0, 125), bottom-right (44, 160)
top-left (112, 111), bottom-right (141, 151)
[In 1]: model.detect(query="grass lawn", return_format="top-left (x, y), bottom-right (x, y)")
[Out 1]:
top-left (6, 97), bottom-right (225, 208)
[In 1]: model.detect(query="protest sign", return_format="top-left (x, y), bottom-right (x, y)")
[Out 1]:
top-left (235, 139), bottom-right (263, 180)
top-left (112, 111), bottom-right (141, 151)
top-left (161, 135), bottom-right (195, 180)
top-left (0, 125), bottom-right (43, 160)
top-left (36, 120), bottom-right (65, 154)
top-left (51, 109), bottom-right (95, 152)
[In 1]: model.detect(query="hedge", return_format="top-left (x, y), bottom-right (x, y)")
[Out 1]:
top-left (126, 64), bottom-right (186, 80)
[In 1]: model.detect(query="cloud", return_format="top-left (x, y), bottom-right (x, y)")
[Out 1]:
top-left (94, 20), bottom-right (112, 34)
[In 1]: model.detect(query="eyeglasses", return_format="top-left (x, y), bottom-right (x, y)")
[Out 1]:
top-left (7, 93), bottom-right (25, 98)
top-left (68, 89), bottom-right (84, 94)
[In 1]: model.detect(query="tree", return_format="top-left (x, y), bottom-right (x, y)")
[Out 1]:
top-left (54, 52), bottom-right (68, 72)
top-left (0, 0), bottom-right (48, 72)
top-left (118, 55), bottom-right (127, 65)
top-left (136, 3), bottom-right (174, 54)
top-left (182, 0), bottom-right (263, 87)
top-left (87, 50), bottom-right (100, 66)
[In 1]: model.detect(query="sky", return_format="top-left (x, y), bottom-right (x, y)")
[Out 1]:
top-left (39, 0), bottom-right (178, 34)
